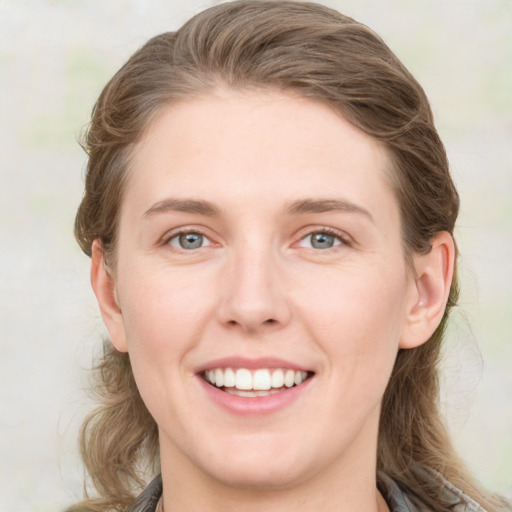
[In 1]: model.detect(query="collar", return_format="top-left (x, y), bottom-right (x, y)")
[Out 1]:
top-left (125, 468), bottom-right (486, 512)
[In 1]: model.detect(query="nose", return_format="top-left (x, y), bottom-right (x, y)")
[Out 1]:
top-left (216, 246), bottom-right (291, 334)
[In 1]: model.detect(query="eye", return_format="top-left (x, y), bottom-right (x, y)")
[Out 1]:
top-left (167, 231), bottom-right (211, 250)
top-left (298, 231), bottom-right (343, 250)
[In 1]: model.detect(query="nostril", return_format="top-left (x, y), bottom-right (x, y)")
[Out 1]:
top-left (227, 319), bottom-right (276, 326)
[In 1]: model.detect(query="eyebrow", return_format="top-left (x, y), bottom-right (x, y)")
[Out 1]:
top-left (285, 198), bottom-right (374, 221)
top-left (143, 197), bottom-right (373, 222)
top-left (143, 198), bottom-right (220, 218)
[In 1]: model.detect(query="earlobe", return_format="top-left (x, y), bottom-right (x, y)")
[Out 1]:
top-left (90, 240), bottom-right (128, 353)
top-left (400, 231), bottom-right (456, 349)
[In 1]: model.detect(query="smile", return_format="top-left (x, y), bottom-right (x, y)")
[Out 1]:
top-left (203, 368), bottom-right (311, 397)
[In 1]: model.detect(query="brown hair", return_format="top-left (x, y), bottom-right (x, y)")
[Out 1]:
top-left (71, 1), bottom-right (506, 511)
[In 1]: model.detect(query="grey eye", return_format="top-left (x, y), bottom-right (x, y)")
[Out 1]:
top-left (169, 232), bottom-right (206, 250)
top-left (299, 232), bottom-right (341, 250)
top-left (310, 232), bottom-right (336, 249)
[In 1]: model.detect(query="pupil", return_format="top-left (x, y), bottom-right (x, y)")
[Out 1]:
top-left (311, 232), bottom-right (334, 249)
top-left (180, 233), bottom-right (203, 249)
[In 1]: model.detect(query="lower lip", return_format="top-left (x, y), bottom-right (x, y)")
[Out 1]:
top-left (197, 376), bottom-right (313, 415)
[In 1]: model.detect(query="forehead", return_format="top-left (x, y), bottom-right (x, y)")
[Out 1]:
top-left (124, 89), bottom-right (397, 223)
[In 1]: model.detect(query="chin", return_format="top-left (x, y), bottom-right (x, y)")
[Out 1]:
top-left (207, 459), bottom-right (309, 491)
top-left (194, 434), bottom-right (323, 492)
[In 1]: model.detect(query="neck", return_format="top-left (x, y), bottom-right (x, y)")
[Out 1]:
top-left (159, 483), bottom-right (388, 512)
top-left (160, 468), bottom-right (388, 512)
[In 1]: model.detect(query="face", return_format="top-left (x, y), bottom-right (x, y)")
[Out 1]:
top-left (100, 90), bottom-right (423, 492)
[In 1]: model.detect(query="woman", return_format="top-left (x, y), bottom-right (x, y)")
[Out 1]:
top-left (70, 1), bottom-right (508, 511)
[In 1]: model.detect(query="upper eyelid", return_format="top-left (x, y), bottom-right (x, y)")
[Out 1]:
top-left (295, 226), bottom-right (353, 245)
top-left (161, 226), bottom-right (212, 243)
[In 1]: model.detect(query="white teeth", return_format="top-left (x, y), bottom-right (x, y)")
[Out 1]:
top-left (253, 369), bottom-right (271, 390)
top-left (271, 369), bottom-right (284, 388)
top-left (294, 371), bottom-right (308, 385)
top-left (224, 367), bottom-right (236, 387)
top-left (204, 367), bottom-right (310, 392)
top-left (226, 388), bottom-right (282, 397)
top-left (284, 369), bottom-right (295, 388)
top-left (235, 368), bottom-right (253, 390)
top-left (215, 368), bottom-right (224, 387)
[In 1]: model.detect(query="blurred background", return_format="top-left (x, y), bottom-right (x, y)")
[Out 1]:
top-left (0, 1), bottom-right (510, 510)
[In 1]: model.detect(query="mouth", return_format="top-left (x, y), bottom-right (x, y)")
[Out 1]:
top-left (202, 367), bottom-right (313, 397)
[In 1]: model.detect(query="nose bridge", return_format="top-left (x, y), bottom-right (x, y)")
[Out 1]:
top-left (218, 237), bottom-right (290, 332)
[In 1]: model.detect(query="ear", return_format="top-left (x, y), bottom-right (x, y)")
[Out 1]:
top-left (400, 231), bottom-right (456, 349)
top-left (90, 240), bottom-right (128, 353)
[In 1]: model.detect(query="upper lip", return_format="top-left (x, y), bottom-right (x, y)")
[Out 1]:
top-left (195, 356), bottom-right (313, 374)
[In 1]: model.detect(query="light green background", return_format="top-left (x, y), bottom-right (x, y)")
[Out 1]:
top-left (0, 1), bottom-right (511, 511)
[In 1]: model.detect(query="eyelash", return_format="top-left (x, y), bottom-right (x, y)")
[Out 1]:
top-left (296, 227), bottom-right (352, 251)
top-left (163, 228), bottom-right (214, 251)
top-left (161, 226), bottom-right (352, 252)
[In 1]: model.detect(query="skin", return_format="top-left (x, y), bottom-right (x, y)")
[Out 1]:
top-left (91, 89), bottom-right (455, 512)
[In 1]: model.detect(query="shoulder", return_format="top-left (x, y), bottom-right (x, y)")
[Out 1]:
top-left (125, 475), bottom-right (162, 512)
top-left (377, 467), bottom-right (488, 512)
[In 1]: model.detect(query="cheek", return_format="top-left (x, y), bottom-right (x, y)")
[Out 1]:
top-left (117, 265), bottom-right (216, 363)
top-left (295, 262), bottom-right (409, 377)
top-left (302, 262), bottom-right (407, 331)
top-left (116, 268), bottom-right (214, 420)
